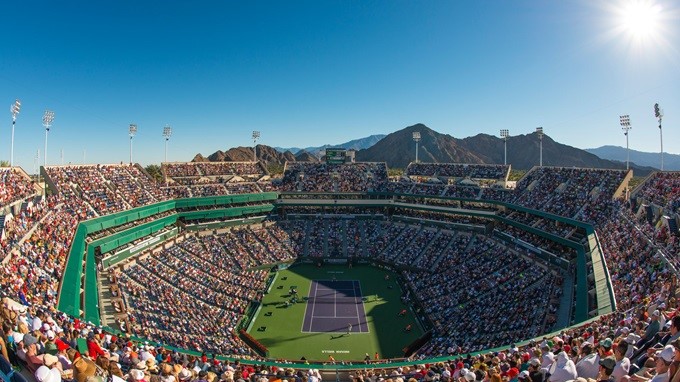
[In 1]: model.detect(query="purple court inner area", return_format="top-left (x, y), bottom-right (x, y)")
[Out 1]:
top-left (301, 280), bottom-right (369, 333)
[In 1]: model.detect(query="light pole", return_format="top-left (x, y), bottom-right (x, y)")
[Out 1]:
top-left (34, 150), bottom-right (39, 179)
top-left (500, 129), bottom-right (509, 165)
top-left (163, 125), bottom-right (172, 163)
top-left (10, 99), bottom-right (21, 167)
top-left (252, 130), bottom-right (260, 162)
top-left (42, 110), bottom-right (55, 167)
top-left (129, 124), bottom-right (137, 164)
top-left (536, 127), bottom-right (544, 167)
top-left (412, 131), bottom-right (421, 163)
top-left (654, 103), bottom-right (664, 171)
top-left (620, 115), bottom-right (631, 170)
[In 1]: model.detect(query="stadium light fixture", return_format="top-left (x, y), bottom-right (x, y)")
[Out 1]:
top-left (252, 130), bottom-right (260, 162)
top-left (42, 110), bottom-right (55, 167)
top-left (654, 103), bottom-right (664, 170)
top-left (620, 115), bottom-right (631, 170)
top-left (536, 127), bottom-right (544, 167)
top-left (412, 131), bottom-right (421, 163)
top-left (129, 124), bottom-right (137, 164)
top-left (500, 129), bottom-right (509, 165)
top-left (10, 99), bottom-right (21, 167)
top-left (163, 125), bottom-right (172, 163)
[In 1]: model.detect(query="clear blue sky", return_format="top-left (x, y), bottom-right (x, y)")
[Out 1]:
top-left (1, 0), bottom-right (679, 171)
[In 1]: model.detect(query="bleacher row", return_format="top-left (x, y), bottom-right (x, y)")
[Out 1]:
top-left (1, 163), bottom-right (680, 382)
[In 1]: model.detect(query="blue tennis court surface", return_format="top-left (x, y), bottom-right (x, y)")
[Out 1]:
top-left (301, 280), bottom-right (369, 333)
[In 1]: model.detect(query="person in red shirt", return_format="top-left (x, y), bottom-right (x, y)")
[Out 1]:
top-left (86, 333), bottom-right (107, 359)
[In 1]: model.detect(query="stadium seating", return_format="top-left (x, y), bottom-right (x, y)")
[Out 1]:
top-left (5, 160), bottom-right (680, 380)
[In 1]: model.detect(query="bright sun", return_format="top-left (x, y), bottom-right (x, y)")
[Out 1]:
top-left (619, 0), bottom-right (661, 40)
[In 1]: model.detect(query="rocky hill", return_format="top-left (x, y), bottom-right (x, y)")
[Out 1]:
top-left (193, 144), bottom-right (303, 164)
top-left (356, 123), bottom-right (656, 174)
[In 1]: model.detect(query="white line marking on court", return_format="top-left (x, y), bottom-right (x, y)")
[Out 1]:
top-left (354, 280), bottom-right (371, 333)
top-left (301, 280), bottom-right (319, 333)
top-left (311, 316), bottom-right (361, 319)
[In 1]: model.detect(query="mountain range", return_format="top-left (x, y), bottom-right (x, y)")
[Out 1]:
top-left (585, 146), bottom-right (680, 171)
top-left (273, 134), bottom-right (386, 154)
top-left (192, 123), bottom-right (659, 176)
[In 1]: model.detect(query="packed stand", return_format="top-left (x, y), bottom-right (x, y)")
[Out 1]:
top-left (512, 167), bottom-right (628, 220)
top-left (45, 165), bottom-right (166, 215)
top-left (406, 235), bottom-right (562, 355)
top-left (0, 168), bottom-right (36, 207)
top-left (406, 163), bottom-right (510, 180)
top-left (634, 172), bottom-right (680, 213)
top-left (280, 162), bottom-right (388, 192)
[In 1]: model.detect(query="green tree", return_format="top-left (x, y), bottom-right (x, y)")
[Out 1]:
top-left (145, 164), bottom-right (163, 183)
top-left (387, 168), bottom-right (404, 178)
top-left (266, 163), bottom-right (284, 176)
top-left (0, 160), bottom-right (10, 167)
top-left (508, 169), bottom-right (526, 181)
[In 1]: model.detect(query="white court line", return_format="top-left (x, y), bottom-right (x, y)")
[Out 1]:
top-left (300, 280), bottom-right (319, 333)
top-left (354, 280), bottom-right (371, 333)
top-left (310, 280), bottom-right (318, 329)
top-left (311, 315), bottom-right (361, 319)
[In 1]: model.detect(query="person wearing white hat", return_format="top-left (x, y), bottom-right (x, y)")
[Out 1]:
top-left (35, 365), bottom-right (62, 382)
top-left (130, 369), bottom-right (146, 382)
top-left (649, 345), bottom-right (674, 382)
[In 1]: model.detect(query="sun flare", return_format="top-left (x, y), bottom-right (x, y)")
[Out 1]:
top-left (619, 0), bottom-right (661, 40)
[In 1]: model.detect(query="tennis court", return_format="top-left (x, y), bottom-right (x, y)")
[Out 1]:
top-left (301, 279), bottom-right (369, 333)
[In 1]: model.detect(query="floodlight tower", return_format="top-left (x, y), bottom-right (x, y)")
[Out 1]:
top-left (500, 129), bottom-right (509, 165)
top-left (163, 125), bottom-right (172, 163)
top-left (620, 115), bottom-right (631, 170)
top-left (252, 130), bottom-right (260, 162)
top-left (129, 124), bottom-right (137, 164)
top-left (10, 99), bottom-right (21, 167)
top-left (412, 131), bottom-right (421, 163)
top-left (654, 103), bottom-right (664, 170)
top-left (42, 110), bottom-right (55, 167)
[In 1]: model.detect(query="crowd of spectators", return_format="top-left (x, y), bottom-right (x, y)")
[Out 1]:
top-left (281, 163), bottom-right (388, 193)
top-left (634, 172), bottom-right (680, 213)
top-left (162, 162), bottom-right (265, 179)
top-left (406, 163), bottom-right (510, 180)
top-left (0, 197), bottom-right (81, 309)
top-left (7, 160), bottom-right (680, 378)
top-left (510, 167), bottom-right (628, 220)
top-left (45, 165), bottom-right (164, 216)
top-left (0, 168), bottom-right (36, 207)
top-left (405, 235), bottom-right (562, 355)
top-left (387, 227), bottom-right (438, 266)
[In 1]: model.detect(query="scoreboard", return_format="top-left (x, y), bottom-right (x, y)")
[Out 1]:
top-left (326, 148), bottom-right (346, 164)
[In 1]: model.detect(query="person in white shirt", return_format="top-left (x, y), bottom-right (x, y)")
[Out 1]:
top-left (612, 342), bottom-right (631, 382)
top-left (549, 351), bottom-right (578, 382)
top-left (576, 342), bottom-right (600, 379)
